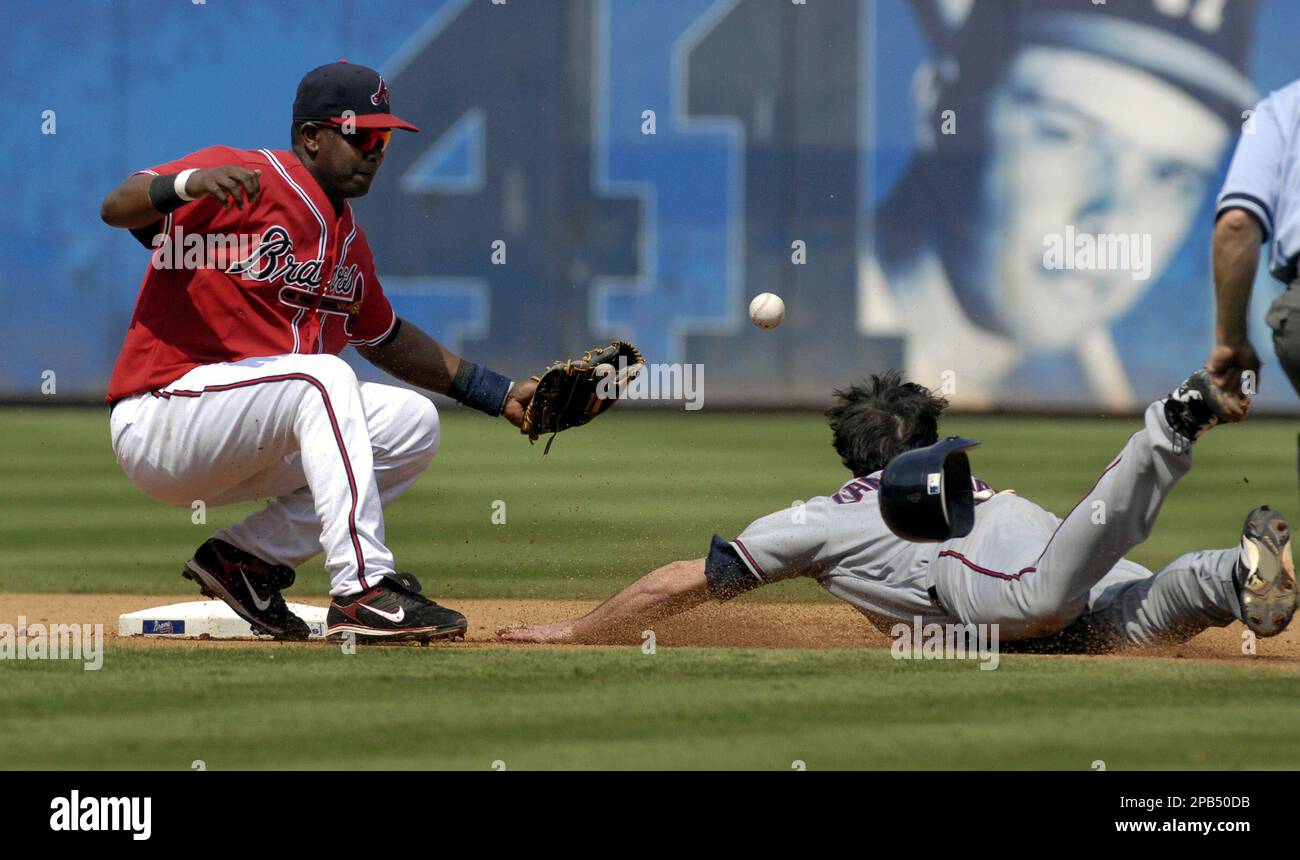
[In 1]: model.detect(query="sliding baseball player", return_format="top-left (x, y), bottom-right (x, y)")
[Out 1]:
top-left (501, 369), bottom-right (1297, 652)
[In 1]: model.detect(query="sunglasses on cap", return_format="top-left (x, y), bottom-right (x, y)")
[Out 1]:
top-left (314, 121), bottom-right (393, 153)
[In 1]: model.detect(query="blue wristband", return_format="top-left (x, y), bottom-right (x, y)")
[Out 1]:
top-left (704, 534), bottom-right (764, 601)
top-left (449, 361), bottom-right (512, 417)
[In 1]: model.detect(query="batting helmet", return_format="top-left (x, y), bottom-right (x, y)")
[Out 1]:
top-left (879, 436), bottom-right (980, 542)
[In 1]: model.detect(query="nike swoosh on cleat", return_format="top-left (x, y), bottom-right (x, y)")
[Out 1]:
top-left (240, 570), bottom-right (273, 612)
top-left (358, 602), bottom-right (406, 623)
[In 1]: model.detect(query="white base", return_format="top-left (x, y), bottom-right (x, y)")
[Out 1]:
top-left (118, 600), bottom-right (328, 640)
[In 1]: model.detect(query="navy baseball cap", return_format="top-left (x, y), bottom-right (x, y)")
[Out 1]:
top-left (293, 60), bottom-right (420, 132)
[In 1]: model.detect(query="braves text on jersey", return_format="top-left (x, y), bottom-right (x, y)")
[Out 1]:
top-left (106, 145), bottom-right (398, 402)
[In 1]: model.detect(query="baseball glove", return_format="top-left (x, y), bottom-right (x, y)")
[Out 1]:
top-left (521, 341), bottom-right (645, 452)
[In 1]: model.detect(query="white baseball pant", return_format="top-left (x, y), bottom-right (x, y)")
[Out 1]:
top-left (109, 353), bottom-right (439, 596)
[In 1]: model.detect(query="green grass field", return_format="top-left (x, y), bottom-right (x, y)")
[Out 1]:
top-left (3, 646), bottom-right (1294, 770)
top-left (3, 405), bottom-right (1300, 770)
top-left (4, 405), bottom-right (1297, 597)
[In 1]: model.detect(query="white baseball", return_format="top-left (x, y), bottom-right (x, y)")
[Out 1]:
top-left (748, 292), bottom-right (785, 329)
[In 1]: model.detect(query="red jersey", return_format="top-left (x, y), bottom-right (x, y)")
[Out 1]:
top-left (106, 146), bottom-right (398, 402)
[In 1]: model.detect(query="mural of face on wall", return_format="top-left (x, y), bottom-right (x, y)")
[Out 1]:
top-left (869, 0), bottom-right (1258, 405)
top-left (953, 44), bottom-right (1230, 351)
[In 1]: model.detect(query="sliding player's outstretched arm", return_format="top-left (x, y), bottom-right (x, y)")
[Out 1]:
top-left (500, 502), bottom-right (829, 643)
top-left (498, 559), bottom-right (711, 643)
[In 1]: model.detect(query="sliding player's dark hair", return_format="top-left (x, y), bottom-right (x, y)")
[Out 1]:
top-left (826, 370), bottom-right (949, 477)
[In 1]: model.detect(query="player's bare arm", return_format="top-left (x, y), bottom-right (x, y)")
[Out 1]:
top-left (499, 559), bottom-right (712, 643)
top-left (357, 321), bottom-right (538, 429)
top-left (1208, 208), bottom-right (1265, 391)
top-left (99, 166), bottom-right (262, 229)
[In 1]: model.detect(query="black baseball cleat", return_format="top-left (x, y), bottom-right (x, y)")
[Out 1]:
top-left (1164, 368), bottom-right (1250, 444)
top-left (326, 574), bottom-right (467, 642)
top-left (1235, 506), bottom-right (1298, 638)
top-left (182, 538), bottom-right (311, 641)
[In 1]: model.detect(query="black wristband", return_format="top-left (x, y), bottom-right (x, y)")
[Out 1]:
top-left (448, 360), bottom-right (513, 417)
top-left (147, 174), bottom-right (188, 215)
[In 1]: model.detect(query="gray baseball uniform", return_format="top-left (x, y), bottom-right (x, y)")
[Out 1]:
top-left (704, 399), bottom-right (1243, 651)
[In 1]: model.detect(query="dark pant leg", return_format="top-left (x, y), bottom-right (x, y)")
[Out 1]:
top-left (1266, 286), bottom-right (1300, 396)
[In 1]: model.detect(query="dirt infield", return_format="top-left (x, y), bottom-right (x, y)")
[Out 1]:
top-left (4, 592), bottom-right (1300, 666)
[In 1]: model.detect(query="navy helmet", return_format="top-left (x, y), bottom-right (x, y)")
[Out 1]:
top-left (879, 436), bottom-right (980, 542)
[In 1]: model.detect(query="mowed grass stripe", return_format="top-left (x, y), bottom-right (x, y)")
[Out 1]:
top-left (1, 647), bottom-right (1297, 770)
top-left (1, 407), bottom-right (1297, 597)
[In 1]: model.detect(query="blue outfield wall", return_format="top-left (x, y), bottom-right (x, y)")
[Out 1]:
top-left (7, 0), bottom-right (1300, 409)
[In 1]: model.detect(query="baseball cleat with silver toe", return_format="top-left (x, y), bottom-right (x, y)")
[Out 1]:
top-left (182, 538), bottom-right (311, 640)
top-left (327, 574), bottom-right (467, 642)
top-left (1235, 506), bottom-right (1298, 638)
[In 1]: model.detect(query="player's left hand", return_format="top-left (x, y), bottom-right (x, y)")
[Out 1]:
top-left (501, 378), bottom-right (538, 429)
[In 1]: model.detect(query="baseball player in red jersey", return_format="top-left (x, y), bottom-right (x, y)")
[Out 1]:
top-left (99, 61), bottom-right (537, 642)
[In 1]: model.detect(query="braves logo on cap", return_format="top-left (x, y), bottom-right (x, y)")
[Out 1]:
top-left (370, 77), bottom-right (390, 107)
